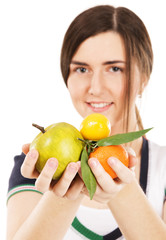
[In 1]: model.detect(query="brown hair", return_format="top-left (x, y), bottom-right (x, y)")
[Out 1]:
top-left (60, 5), bottom-right (153, 131)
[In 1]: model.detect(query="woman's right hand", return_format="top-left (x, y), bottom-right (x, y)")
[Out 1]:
top-left (21, 144), bottom-right (84, 200)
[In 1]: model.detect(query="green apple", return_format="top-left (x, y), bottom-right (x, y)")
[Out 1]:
top-left (30, 122), bottom-right (84, 180)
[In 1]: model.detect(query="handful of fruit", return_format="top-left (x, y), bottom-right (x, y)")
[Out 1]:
top-left (30, 113), bottom-right (152, 199)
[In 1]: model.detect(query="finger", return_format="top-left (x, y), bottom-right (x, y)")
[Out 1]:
top-left (88, 158), bottom-right (116, 193)
top-left (35, 158), bottom-right (58, 193)
top-left (128, 154), bottom-right (138, 169)
top-left (81, 182), bottom-right (109, 201)
top-left (77, 162), bottom-right (83, 179)
top-left (107, 157), bottom-right (135, 184)
top-left (125, 147), bottom-right (137, 169)
top-left (53, 162), bottom-right (80, 197)
top-left (125, 146), bottom-right (136, 157)
top-left (21, 149), bottom-right (39, 178)
top-left (22, 143), bottom-right (30, 155)
top-left (81, 185), bottom-right (89, 195)
top-left (65, 175), bottom-right (84, 200)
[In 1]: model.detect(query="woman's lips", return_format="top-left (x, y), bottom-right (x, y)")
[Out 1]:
top-left (86, 102), bottom-right (113, 112)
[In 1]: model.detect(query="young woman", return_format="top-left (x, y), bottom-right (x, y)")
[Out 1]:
top-left (7, 5), bottom-right (166, 240)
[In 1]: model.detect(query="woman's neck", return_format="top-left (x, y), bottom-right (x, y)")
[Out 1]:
top-left (111, 120), bottom-right (142, 157)
top-left (110, 106), bottom-right (140, 135)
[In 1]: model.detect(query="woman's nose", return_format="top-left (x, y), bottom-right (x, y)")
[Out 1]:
top-left (88, 71), bottom-right (105, 96)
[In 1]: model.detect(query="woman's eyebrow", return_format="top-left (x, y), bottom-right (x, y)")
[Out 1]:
top-left (71, 60), bottom-right (126, 66)
top-left (103, 60), bottom-right (126, 65)
top-left (70, 61), bottom-right (89, 66)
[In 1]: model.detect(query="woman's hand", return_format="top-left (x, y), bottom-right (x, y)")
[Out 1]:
top-left (21, 144), bottom-right (84, 200)
top-left (81, 148), bottom-right (137, 204)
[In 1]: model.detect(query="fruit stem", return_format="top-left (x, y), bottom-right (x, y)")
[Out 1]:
top-left (78, 138), bottom-right (97, 154)
top-left (32, 123), bottom-right (46, 133)
top-left (77, 138), bottom-right (87, 144)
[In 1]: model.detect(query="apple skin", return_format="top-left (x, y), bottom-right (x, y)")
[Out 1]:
top-left (30, 122), bottom-right (84, 180)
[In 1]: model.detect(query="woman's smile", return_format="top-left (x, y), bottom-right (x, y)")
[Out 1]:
top-left (86, 102), bottom-right (114, 113)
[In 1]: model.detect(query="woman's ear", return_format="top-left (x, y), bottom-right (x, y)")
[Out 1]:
top-left (139, 75), bottom-right (148, 96)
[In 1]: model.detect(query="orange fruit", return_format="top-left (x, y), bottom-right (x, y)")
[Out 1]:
top-left (80, 113), bottom-right (111, 140)
top-left (89, 145), bottom-right (129, 179)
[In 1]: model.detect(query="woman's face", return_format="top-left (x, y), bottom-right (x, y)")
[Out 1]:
top-left (67, 31), bottom-right (141, 130)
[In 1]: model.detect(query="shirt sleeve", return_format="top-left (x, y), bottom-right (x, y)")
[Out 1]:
top-left (7, 152), bottom-right (43, 203)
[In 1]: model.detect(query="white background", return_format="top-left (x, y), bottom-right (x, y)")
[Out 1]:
top-left (0, 0), bottom-right (166, 238)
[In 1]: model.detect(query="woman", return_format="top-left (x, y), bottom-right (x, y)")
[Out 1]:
top-left (7, 5), bottom-right (166, 240)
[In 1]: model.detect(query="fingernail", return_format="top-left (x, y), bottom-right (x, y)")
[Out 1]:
top-left (77, 161), bottom-right (81, 169)
top-left (67, 163), bottom-right (77, 173)
top-left (108, 157), bottom-right (117, 166)
top-left (28, 149), bottom-right (38, 158)
top-left (89, 158), bottom-right (98, 168)
top-left (47, 158), bottom-right (58, 169)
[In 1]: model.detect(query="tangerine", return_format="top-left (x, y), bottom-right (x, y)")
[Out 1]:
top-left (89, 145), bottom-right (129, 179)
top-left (80, 113), bottom-right (111, 140)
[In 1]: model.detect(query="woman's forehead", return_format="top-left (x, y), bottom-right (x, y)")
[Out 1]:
top-left (72, 31), bottom-right (126, 63)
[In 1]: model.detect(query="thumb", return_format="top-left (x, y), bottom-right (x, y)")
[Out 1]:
top-left (22, 143), bottom-right (30, 155)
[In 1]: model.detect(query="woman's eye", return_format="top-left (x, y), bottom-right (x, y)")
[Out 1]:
top-left (109, 66), bottom-right (121, 72)
top-left (76, 67), bottom-right (87, 73)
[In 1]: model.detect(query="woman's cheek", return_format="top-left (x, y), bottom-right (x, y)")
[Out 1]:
top-left (68, 79), bottom-right (82, 101)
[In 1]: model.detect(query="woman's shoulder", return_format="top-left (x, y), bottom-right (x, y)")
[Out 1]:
top-left (148, 139), bottom-right (166, 176)
top-left (146, 140), bottom-right (166, 216)
top-left (148, 139), bottom-right (166, 157)
top-left (7, 152), bottom-right (39, 203)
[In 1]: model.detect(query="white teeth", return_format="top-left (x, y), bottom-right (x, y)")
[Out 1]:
top-left (90, 103), bottom-right (111, 108)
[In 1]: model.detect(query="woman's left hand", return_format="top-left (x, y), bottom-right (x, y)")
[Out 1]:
top-left (81, 149), bottom-right (137, 204)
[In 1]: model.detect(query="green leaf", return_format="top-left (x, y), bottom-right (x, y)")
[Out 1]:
top-left (81, 147), bottom-right (97, 200)
top-left (97, 128), bottom-right (153, 147)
